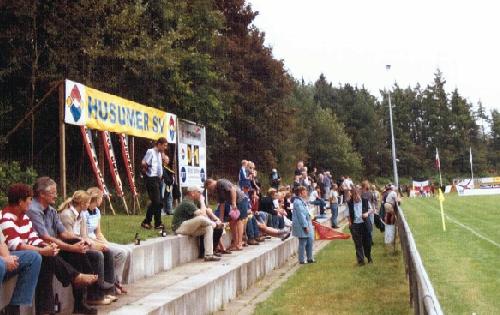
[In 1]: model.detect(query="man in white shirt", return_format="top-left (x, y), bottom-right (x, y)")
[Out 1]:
top-left (141, 137), bottom-right (168, 230)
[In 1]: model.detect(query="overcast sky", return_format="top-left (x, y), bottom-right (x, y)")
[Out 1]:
top-left (248, 0), bottom-right (500, 115)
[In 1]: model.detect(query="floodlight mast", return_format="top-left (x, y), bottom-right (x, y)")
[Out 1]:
top-left (386, 65), bottom-right (399, 189)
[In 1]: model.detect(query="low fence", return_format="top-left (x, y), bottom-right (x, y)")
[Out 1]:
top-left (397, 208), bottom-right (444, 315)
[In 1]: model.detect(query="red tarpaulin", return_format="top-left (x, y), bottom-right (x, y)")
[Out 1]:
top-left (312, 221), bottom-right (351, 240)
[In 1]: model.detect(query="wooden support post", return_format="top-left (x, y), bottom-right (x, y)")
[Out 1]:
top-left (58, 82), bottom-right (67, 199)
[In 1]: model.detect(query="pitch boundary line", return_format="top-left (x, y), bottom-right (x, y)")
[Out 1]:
top-left (443, 213), bottom-right (500, 249)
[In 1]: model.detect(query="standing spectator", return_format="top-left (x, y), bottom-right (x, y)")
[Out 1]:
top-left (205, 178), bottom-right (248, 251)
top-left (161, 154), bottom-right (176, 215)
top-left (284, 191), bottom-right (293, 220)
top-left (323, 171), bottom-right (332, 200)
top-left (269, 168), bottom-right (281, 190)
top-left (348, 188), bottom-right (374, 265)
top-left (250, 170), bottom-right (262, 197)
top-left (361, 180), bottom-right (374, 241)
top-left (238, 160), bottom-right (251, 189)
top-left (27, 177), bottom-right (99, 314)
top-left (141, 137), bottom-right (168, 230)
top-left (292, 186), bottom-right (315, 264)
top-left (294, 161), bottom-right (304, 178)
top-left (329, 184), bottom-right (339, 228)
top-left (310, 167), bottom-right (319, 184)
top-left (172, 186), bottom-right (222, 261)
top-left (384, 184), bottom-right (399, 224)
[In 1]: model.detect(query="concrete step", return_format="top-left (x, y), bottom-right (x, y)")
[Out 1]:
top-left (103, 236), bottom-right (298, 315)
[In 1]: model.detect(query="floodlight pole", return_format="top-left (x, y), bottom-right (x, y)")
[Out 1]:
top-left (386, 65), bottom-right (399, 189)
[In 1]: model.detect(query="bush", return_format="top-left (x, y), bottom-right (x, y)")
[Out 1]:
top-left (0, 161), bottom-right (38, 208)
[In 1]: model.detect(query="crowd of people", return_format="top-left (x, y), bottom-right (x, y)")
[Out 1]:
top-left (1, 138), bottom-right (402, 314)
top-left (0, 178), bottom-right (130, 315)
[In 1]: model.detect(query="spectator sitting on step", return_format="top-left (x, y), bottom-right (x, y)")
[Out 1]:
top-left (172, 186), bottom-right (223, 262)
top-left (3, 183), bottom-right (97, 315)
top-left (84, 187), bottom-right (129, 295)
top-left (27, 177), bottom-right (99, 314)
top-left (309, 185), bottom-right (326, 217)
top-left (0, 184), bottom-right (42, 315)
top-left (58, 190), bottom-right (117, 306)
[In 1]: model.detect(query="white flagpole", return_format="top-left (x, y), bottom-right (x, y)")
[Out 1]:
top-left (469, 147), bottom-right (474, 188)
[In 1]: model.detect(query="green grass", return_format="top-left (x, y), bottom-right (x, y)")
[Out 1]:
top-left (403, 194), bottom-right (500, 314)
top-left (254, 230), bottom-right (411, 315)
top-left (100, 214), bottom-right (173, 245)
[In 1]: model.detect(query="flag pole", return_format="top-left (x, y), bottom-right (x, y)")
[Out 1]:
top-left (438, 188), bottom-right (446, 231)
top-left (469, 147), bottom-right (474, 188)
top-left (436, 148), bottom-right (442, 187)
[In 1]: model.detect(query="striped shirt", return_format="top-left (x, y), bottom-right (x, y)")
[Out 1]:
top-left (0, 207), bottom-right (44, 250)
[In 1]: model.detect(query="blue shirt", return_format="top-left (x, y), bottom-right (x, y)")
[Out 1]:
top-left (143, 148), bottom-right (163, 177)
top-left (27, 198), bottom-right (66, 238)
top-left (238, 167), bottom-right (250, 189)
top-left (82, 208), bottom-right (101, 239)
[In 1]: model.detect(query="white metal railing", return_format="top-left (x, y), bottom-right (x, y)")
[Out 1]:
top-left (397, 207), bottom-right (444, 315)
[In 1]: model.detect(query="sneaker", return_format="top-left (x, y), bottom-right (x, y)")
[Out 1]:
top-left (213, 252), bottom-right (222, 257)
top-left (141, 222), bottom-right (152, 229)
top-left (368, 258), bottom-right (373, 264)
top-left (248, 239), bottom-right (260, 245)
top-left (87, 298), bottom-right (112, 306)
top-left (105, 295), bottom-right (118, 302)
top-left (307, 259), bottom-right (316, 263)
top-left (204, 255), bottom-right (221, 262)
top-left (154, 224), bottom-right (165, 230)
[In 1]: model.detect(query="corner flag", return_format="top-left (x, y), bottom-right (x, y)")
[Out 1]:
top-left (438, 188), bottom-right (446, 231)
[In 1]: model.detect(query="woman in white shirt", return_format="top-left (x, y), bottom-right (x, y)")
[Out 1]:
top-left (83, 187), bottom-right (130, 295)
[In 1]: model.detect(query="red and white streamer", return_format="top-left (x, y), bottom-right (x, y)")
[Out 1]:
top-left (101, 131), bottom-right (124, 197)
top-left (119, 134), bottom-right (138, 197)
top-left (80, 126), bottom-right (110, 196)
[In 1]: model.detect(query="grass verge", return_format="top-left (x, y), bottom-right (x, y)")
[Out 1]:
top-left (253, 228), bottom-right (411, 315)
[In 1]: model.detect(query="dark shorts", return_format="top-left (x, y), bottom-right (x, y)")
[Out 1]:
top-left (214, 203), bottom-right (231, 223)
top-left (237, 197), bottom-right (249, 220)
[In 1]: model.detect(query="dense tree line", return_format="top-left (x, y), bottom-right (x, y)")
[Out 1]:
top-left (1, 0), bottom-right (498, 191)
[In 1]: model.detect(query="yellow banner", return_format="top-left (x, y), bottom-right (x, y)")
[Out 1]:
top-left (64, 79), bottom-right (177, 142)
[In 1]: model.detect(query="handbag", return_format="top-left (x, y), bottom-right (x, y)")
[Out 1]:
top-left (229, 206), bottom-right (240, 221)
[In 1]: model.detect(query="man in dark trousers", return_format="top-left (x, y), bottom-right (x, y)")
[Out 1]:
top-left (141, 137), bottom-right (168, 230)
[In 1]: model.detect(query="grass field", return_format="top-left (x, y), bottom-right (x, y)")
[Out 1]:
top-left (403, 194), bottom-right (500, 314)
top-left (254, 229), bottom-right (411, 315)
top-left (100, 214), bottom-right (173, 244)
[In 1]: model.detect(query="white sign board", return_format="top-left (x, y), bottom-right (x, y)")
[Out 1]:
top-left (177, 120), bottom-right (207, 188)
